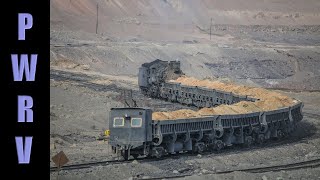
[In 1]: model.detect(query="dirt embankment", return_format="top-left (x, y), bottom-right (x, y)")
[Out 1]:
top-left (152, 76), bottom-right (298, 120)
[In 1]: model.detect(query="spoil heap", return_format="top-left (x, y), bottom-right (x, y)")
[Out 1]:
top-left (152, 76), bottom-right (298, 120)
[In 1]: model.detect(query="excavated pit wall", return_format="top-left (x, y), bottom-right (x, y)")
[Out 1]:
top-left (152, 76), bottom-right (299, 120)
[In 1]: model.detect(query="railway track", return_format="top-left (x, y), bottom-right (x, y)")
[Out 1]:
top-left (50, 135), bottom-right (312, 173)
top-left (50, 156), bottom-right (164, 172)
top-left (143, 158), bottom-right (320, 180)
top-left (50, 159), bottom-right (130, 172)
top-left (50, 139), bottom-right (312, 174)
top-left (50, 160), bottom-right (116, 172)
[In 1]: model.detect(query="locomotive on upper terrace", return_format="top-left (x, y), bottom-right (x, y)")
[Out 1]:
top-left (108, 59), bottom-right (304, 160)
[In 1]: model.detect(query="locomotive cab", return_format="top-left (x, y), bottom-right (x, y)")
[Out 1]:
top-left (108, 107), bottom-right (152, 160)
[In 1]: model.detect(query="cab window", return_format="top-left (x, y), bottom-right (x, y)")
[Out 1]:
top-left (131, 118), bottom-right (142, 127)
top-left (113, 117), bottom-right (124, 127)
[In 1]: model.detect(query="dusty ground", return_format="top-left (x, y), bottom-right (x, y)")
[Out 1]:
top-left (50, 68), bottom-right (320, 180)
top-left (50, 0), bottom-right (320, 179)
top-left (50, 0), bottom-right (320, 91)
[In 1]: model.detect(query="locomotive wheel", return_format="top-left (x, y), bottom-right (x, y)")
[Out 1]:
top-left (243, 136), bottom-right (253, 147)
top-left (277, 130), bottom-right (285, 139)
top-left (193, 142), bottom-right (205, 153)
top-left (198, 143), bottom-right (205, 153)
top-left (214, 140), bottom-right (224, 151)
top-left (144, 146), bottom-right (150, 157)
top-left (256, 134), bottom-right (265, 144)
top-left (152, 147), bottom-right (165, 158)
top-left (154, 152), bottom-right (163, 158)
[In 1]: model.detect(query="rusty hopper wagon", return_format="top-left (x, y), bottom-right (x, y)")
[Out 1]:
top-left (108, 59), bottom-right (304, 160)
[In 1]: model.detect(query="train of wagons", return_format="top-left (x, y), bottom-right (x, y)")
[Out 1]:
top-left (108, 59), bottom-right (304, 160)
